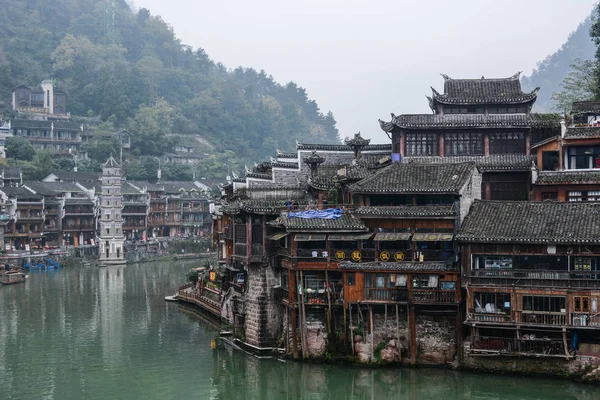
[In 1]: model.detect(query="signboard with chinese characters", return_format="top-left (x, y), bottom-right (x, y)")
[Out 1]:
top-left (19, 107), bottom-right (48, 114)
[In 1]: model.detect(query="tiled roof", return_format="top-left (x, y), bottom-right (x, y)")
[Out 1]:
top-left (222, 200), bottom-right (285, 215)
top-left (564, 126), bottom-right (600, 139)
top-left (26, 181), bottom-right (85, 195)
top-left (355, 205), bottom-right (456, 218)
top-left (46, 171), bottom-right (101, 182)
top-left (457, 200), bottom-right (600, 244)
top-left (349, 162), bottom-right (475, 194)
top-left (0, 166), bottom-right (21, 180)
top-left (276, 152), bottom-right (298, 159)
top-left (277, 210), bottom-right (367, 231)
top-left (572, 101), bottom-right (600, 114)
top-left (103, 156), bottom-right (120, 168)
top-left (403, 154), bottom-right (535, 172)
top-left (121, 182), bottom-right (145, 195)
top-left (432, 73), bottom-right (538, 105)
top-left (296, 142), bottom-right (391, 152)
top-left (0, 187), bottom-right (42, 200)
top-left (339, 261), bottom-right (456, 272)
top-left (161, 181), bottom-right (199, 194)
top-left (246, 172), bottom-right (272, 180)
top-left (535, 170), bottom-right (600, 185)
top-left (271, 161), bottom-right (299, 169)
top-left (308, 176), bottom-right (337, 191)
top-left (379, 113), bottom-right (560, 131)
top-left (11, 119), bottom-right (81, 130)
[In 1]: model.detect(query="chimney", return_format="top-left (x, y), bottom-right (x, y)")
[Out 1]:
top-left (560, 119), bottom-right (566, 138)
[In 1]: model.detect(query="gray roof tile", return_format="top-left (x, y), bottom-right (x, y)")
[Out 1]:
top-left (349, 162), bottom-right (475, 194)
top-left (457, 200), bottom-right (600, 244)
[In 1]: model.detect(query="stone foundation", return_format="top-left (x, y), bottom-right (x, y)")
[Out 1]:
top-left (244, 264), bottom-right (282, 348)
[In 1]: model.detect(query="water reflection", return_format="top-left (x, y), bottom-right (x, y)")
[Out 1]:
top-left (0, 261), bottom-right (598, 400)
top-left (210, 344), bottom-right (598, 400)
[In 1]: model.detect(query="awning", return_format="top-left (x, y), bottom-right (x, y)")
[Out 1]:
top-left (294, 234), bottom-right (327, 241)
top-left (328, 232), bottom-right (373, 241)
top-left (413, 233), bottom-right (454, 241)
top-left (374, 232), bottom-right (411, 241)
top-left (267, 232), bottom-right (289, 241)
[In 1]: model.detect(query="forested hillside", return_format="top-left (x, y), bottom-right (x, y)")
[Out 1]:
top-left (522, 14), bottom-right (596, 111)
top-left (0, 0), bottom-right (339, 177)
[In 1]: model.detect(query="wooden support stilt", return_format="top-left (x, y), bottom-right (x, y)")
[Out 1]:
top-left (384, 304), bottom-right (388, 329)
top-left (395, 304), bottom-right (400, 361)
top-left (349, 303), bottom-right (354, 355)
top-left (516, 326), bottom-right (521, 353)
top-left (369, 304), bottom-right (374, 363)
top-left (325, 270), bottom-right (332, 335)
top-left (300, 271), bottom-right (308, 359)
top-left (295, 271), bottom-right (303, 359)
top-left (455, 305), bottom-right (463, 362)
top-left (357, 303), bottom-right (365, 339)
top-left (562, 327), bottom-right (570, 358)
top-left (409, 306), bottom-right (416, 366)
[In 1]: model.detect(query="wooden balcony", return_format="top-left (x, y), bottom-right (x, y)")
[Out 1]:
top-left (470, 269), bottom-right (600, 289)
top-left (412, 289), bottom-right (457, 304)
top-left (518, 311), bottom-right (567, 326)
top-left (471, 335), bottom-right (567, 357)
top-left (364, 288), bottom-right (409, 302)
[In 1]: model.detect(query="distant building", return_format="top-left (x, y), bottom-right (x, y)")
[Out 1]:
top-left (98, 157), bottom-right (126, 266)
top-left (11, 80), bottom-right (67, 116)
top-left (10, 119), bottom-right (84, 154)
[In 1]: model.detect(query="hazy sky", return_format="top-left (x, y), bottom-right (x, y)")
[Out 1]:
top-left (132, 0), bottom-right (596, 143)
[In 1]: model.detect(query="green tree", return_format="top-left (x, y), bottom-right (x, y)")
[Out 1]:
top-left (5, 137), bottom-right (35, 161)
top-left (551, 59), bottom-right (597, 112)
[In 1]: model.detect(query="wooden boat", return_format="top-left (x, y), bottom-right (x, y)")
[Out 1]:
top-left (0, 271), bottom-right (29, 285)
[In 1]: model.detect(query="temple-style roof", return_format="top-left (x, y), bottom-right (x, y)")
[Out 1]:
top-left (339, 261), bottom-right (456, 272)
top-left (564, 126), bottom-right (600, 139)
top-left (349, 162), bottom-right (476, 194)
top-left (379, 113), bottom-right (561, 132)
top-left (457, 200), bottom-right (600, 244)
top-left (271, 161), bottom-right (299, 169)
top-left (354, 205), bottom-right (456, 219)
top-left (0, 187), bottom-right (42, 200)
top-left (303, 151), bottom-right (325, 167)
top-left (345, 132), bottom-right (371, 147)
top-left (222, 200), bottom-right (285, 215)
top-left (64, 197), bottom-right (94, 205)
top-left (296, 142), bottom-right (391, 152)
top-left (535, 170), bottom-right (600, 185)
top-left (103, 156), bottom-right (120, 168)
top-left (275, 211), bottom-right (367, 232)
top-left (431, 73), bottom-right (538, 106)
top-left (0, 166), bottom-right (22, 180)
top-left (572, 101), bottom-right (600, 114)
top-left (403, 154), bottom-right (535, 172)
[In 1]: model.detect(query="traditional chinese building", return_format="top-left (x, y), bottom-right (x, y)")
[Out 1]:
top-left (11, 80), bottom-right (68, 116)
top-left (379, 73), bottom-right (560, 200)
top-left (458, 200), bottom-right (600, 358)
top-left (532, 101), bottom-right (600, 201)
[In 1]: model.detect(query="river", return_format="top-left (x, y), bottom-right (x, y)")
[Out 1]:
top-left (0, 261), bottom-right (598, 399)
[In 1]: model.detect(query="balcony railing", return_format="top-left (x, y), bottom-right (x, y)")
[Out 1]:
top-left (411, 289), bottom-right (457, 304)
top-left (470, 311), bottom-right (511, 323)
top-left (518, 311), bottom-right (567, 326)
top-left (472, 336), bottom-right (566, 356)
top-left (234, 243), bottom-right (247, 257)
top-left (572, 313), bottom-right (600, 327)
top-left (364, 288), bottom-right (409, 302)
top-left (470, 269), bottom-right (600, 288)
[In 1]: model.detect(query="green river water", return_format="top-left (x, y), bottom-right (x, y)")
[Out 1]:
top-left (0, 261), bottom-right (599, 399)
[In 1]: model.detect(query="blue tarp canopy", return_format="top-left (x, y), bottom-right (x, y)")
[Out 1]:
top-left (288, 208), bottom-right (342, 220)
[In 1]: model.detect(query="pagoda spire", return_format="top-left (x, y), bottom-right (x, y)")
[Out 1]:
top-left (303, 151), bottom-right (325, 178)
top-left (345, 132), bottom-right (371, 161)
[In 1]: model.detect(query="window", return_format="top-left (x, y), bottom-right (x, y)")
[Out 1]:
top-left (574, 296), bottom-right (590, 313)
top-left (474, 256), bottom-right (513, 269)
top-left (346, 273), bottom-right (355, 286)
top-left (405, 133), bottom-right (438, 156)
top-left (568, 191), bottom-right (600, 202)
top-left (541, 192), bottom-right (558, 201)
top-left (444, 132), bottom-right (483, 155)
top-left (566, 147), bottom-right (600, 169)
top-left (473, 292), bottom-right (510, 314)
top-left (522, 296), bottom-right (565, 313)
top-left (489, 132), bottom-right (526, 154)
top-left (412, 275), bottom-right (438, 289)
top-left (574, 257), bottom-right (593, 271)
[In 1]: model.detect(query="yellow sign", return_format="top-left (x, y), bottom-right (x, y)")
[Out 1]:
top-left (394, 251), bottom-right (405, 262)
top-left (209, 271), bottom-right (217, 281)
top-left (210, 338), bottom-right (216, 349)
top-left (335, 250), bottom-right (346, 261)
top-left (19, 107), bottom-right (48, 114)
top-left (379, 251), bottom-right (391, 262)
top-left (351, 250), bottom-right (362, 262)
